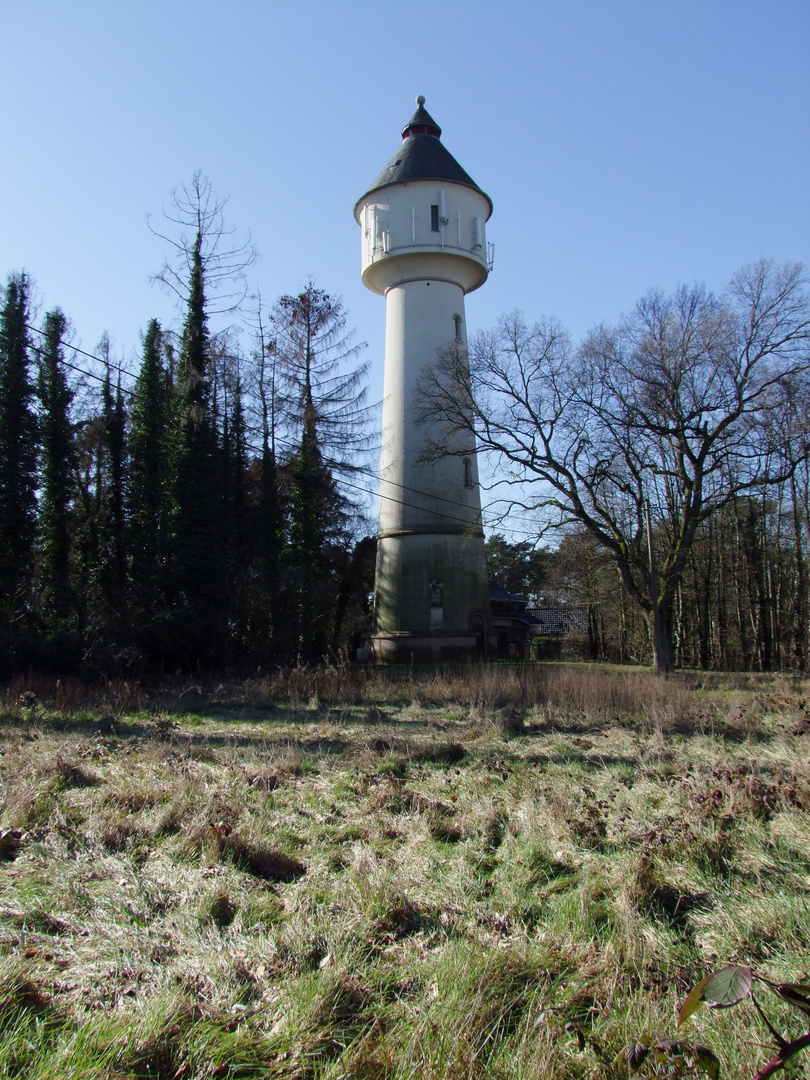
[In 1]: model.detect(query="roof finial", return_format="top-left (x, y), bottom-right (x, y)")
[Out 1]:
top-left (416, 94), bottom-right (426, 106)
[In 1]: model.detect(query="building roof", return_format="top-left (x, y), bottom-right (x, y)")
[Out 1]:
top-left (489, 581), bottom-right (528, 604)
top-left (401, 98), bottom-right (442, 139)
top-left (526, 608), bottom-right (590, 636)
top-left (355, 96), bottom-right (493, 217)
top-left (508, 613), bottom-right (544, 628)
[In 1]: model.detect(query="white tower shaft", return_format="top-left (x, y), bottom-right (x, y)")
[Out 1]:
top-left (355, 98), bottom-right (493, 661)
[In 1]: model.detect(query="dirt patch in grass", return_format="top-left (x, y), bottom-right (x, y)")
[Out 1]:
top-left (203, 890), bottom-right (237, 928)
top-left (412, 739), bottom-right (467, 765)
top-left (0, 827), bottom-right (25, 861)
top-left (632, 854), bottom-right (713, 928)
top-left (101, 819), bottom-right (145, 852)
top-left (0, 969), bottom-right (50, 1016)
top-left (222, 832), bottom-right (306, 882)
top-left (372, 894), bottom-right (423, 940)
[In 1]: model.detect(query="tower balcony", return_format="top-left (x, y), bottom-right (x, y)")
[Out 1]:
top-left (361, 247), bottom-right (487, 296)
top-left (356, 178), bottom-right (491, 295)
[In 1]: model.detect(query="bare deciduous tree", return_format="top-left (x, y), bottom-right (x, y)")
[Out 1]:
top-left (419, 260), bottom-right (810, 672)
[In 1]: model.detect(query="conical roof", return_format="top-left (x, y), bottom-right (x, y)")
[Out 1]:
top-left (355, 96), bottom-right (492, 217)
top-left (401, 98), bottom-right (442, 138)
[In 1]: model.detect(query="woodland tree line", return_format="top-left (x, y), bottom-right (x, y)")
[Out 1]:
top-left (1, 172), bottom-right (808, 674)
top-left (0, 177), bottom-right (376, 674)
top-left (487, 502), bottom-right (810, 673)
top-left (425, 260), bottom-right (810, 672)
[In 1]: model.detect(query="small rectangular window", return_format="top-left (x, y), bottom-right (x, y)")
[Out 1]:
top-left (431, 205), bottom-right (440, 232)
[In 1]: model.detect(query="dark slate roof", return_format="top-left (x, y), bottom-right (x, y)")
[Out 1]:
top-left (401, 99), bottom-right (441, 138)
top-left (526, 608), bottom-right (590, 636)
top-left (489, 581), bottom-right (528, 604)
top-left (355, 97), bottom-right (493, 216)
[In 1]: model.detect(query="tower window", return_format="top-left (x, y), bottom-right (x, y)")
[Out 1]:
top-left (454, 314), bottom-right (462, 341)
top-left (431, 205), bottom-right (440, 232)
top-left (463, 458), bottom-right (474, 487)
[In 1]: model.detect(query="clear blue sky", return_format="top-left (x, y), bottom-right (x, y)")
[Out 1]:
top-left (3, 0), bottom-right (808, 453)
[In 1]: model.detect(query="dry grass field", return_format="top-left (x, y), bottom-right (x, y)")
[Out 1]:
top-left (1, 664), bottom-right (809, 1079)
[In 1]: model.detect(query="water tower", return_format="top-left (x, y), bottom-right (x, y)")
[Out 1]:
top-left (355, 97), bottom-right (493, 661)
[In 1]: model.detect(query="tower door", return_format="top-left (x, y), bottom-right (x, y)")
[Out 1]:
top-left (472, 613), bottom-right (487, 658)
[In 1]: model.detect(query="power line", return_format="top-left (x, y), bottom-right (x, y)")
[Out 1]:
top-left (18, 324), bottom-right (478, 513)
top-left (25, 321), bottom-right (142, 386)
top-left (1, 326), bottom-right (540, 540)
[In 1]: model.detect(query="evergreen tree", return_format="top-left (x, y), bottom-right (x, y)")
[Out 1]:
top-left (70, 336), bottom-right (129, 641)
top-left (485, 534), bottom-right (549, 599)
top-left (211, 340), bottom-right (248, 567)
top-left (105, 371), bottom-right (127, 604)
top-left (259, 440), bottom-right (284, 604)
top-left (271, 285), bottom-right (370, 660)
top-left (150, 174), bottom-right (256, 664)
top-left (249, 308), bottom-right (286, 653)
top-left (128, 319), bottom-right (173, 619)
top-left (287, 399), bottom-right (338, 659)
top-left (222, 365), bottom-right (248, 563)
top-left (71, 393), bottom-right (106, 628)
top-left (272, 283), bottom-right (371, 470)
top-left (218, 359), bottom-right (259, 647)
top-left (0, 273), bottom-right (38, 626)
top-left (172, 233), bottom-right (225, 659)
top-left (37, 309), bottom-right (75, 624)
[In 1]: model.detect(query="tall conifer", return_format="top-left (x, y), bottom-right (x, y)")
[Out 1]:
top-left (173, 233), bottom-right (225, 657)
top-left (222, 369), bottom-right (248, 563)
top-left (253, 322), bottom-right (285, 648)
top-left (128, 319), bottom-right (172, 618)
top-left (0, 273), bottom-right (38, 623)
top-left (287, 400), bottom-right (338, 660)
top-left (38, 309), bottom-right (75, 623)
top-left (272, 285), bottom-right (368, 660)
top-left (103, 365), bottom-right (127, 608)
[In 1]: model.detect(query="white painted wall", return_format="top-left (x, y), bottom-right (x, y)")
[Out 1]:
top-left (356, 179), bottom-right (490, 296)
top-left (378, 278), bottom-right (480, 537)
top-left (357, 173), bottom-right (493, 655)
